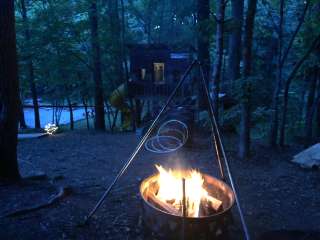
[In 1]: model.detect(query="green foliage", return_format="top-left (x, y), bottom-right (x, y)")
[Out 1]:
top-left (127, 0), bottom-right (197, 45)
top-left (16, 0), bottom-right (92, 104)
top-left (222, 104), bottom-right (240, 132)
top-left (13, 0), bottom-right (320, 143)
top-left (232, 75), bottom-right (266, 104)
top-left (222, 75), bottom-right (273, 137)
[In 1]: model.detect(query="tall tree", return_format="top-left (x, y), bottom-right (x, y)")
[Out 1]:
top-left (18, 97), bottom-right (27, 128)
top-left (279, 33), bottom-right (320, 144)
top-left (21, 0), bottom-right (40, 129)
top-left (0, 0), bottom-right (21, 181)
top-left (107, 0), bottom-right (134, 129)
top-left (89, 0), bottom-right (105, 130)
top-left (197, 0), bottom-right (210, 84)
top-left (227, 0), bottom-right (244, 90)
top-left (269, 0), bottom-right (285, 147)
top-left (305, 67), bottom-right (319, 146)
top-left (212, 0), bottom-right (226, 120)
top-left (239, 0), bottom-right (257, 159)
top-left (197, 0), bottom-right (210, 109)
top-left (242, 0), bottom-right (257, 78)
top-left (67, 97), bottom-right (74, 130)
top-left (107, 0), bottom-right (124, 85)
top-left (120, 0), bottom-right (129, 80)
top-left (317, 74), bottom-right (320, 138)
top-left (119, 0), bottom-right (135, 130)
top-left (278, 0), bottom-right (311, 146)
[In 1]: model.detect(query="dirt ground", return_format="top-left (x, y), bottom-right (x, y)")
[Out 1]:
top-left (0, 131), bottom-right (319, 240)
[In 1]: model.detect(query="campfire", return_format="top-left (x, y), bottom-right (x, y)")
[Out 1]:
top-left (146, 165), bottom-right (223, 217)
top-left (140, 165), bottom-right (235, 239)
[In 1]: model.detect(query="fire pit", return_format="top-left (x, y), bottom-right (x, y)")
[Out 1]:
top-left (140, 165), bottom-right (235, 239)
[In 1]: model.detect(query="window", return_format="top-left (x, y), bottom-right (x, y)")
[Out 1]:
top-left (153, 63), bottom-right (165, 84)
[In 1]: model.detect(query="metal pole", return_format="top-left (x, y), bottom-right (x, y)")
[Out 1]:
top-left (198, 63), bottom-right (225, 180)
top-left (212, 125), bottom-right (224, 180)
top-left (198, 62), bottom-right (251, 240)
top-left (84, 60), bottom-right (198, 224)
top-left (181, 178), bottom-right (186, 240)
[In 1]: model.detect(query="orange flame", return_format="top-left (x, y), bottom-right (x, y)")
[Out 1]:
top-left (155, 165), bottom-right (217, 217)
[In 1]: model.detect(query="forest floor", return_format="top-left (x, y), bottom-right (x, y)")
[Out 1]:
top-left (0, 131), bottom-right (319, 240)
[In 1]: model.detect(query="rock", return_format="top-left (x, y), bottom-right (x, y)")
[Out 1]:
top-left (291, 143), bottom-right (320, 169)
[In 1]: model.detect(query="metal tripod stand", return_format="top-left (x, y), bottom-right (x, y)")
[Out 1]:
top-left (84, 60), bottom-right (251, 240)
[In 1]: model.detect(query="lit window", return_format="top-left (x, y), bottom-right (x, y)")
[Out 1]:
top-left (154, 63), bottom-right (165, 84)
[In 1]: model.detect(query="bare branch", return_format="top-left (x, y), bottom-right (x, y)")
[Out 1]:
top-left (281, 0), bottom-right (311, 67)
top-left (285, 33), bottom-right (320, 87)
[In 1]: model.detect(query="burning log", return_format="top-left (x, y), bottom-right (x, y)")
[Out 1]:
top-left (147, 192), bottom-right (180, 216)
top-left (199, 196), bottom-right (223, 217)
top-left (207, 195), bottom-right (223, 211)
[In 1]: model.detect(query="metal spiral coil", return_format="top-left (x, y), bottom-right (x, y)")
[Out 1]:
top-left (145, 119), bottom-right (188, 154)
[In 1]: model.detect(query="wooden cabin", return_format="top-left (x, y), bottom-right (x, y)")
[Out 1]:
top-left (127, 44), bottom-right (195, 99)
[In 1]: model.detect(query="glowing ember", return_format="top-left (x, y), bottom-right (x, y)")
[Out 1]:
top-left (154, 165), bottom-right (222, 217)
top-left (44, 123), bottom-right (58, 135)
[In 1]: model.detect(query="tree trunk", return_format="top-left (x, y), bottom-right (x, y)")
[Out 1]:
top-left (306, 75), bottom-right (320, 147)
top-left (52, 101), bottom-right (55, 124)
top-left (269, 0), bottom-right (285, 147)
top-left (119, 0), bottom-right (135, 131)
top-left (242, 0), bottom-right (257, 77)
top-left (239, 0), bottom-right (257, 160)
top-left (279, 33), bottom-right (320, 146)
top-left (197, 0), bottom-right (210, 85)
top-left (197, 0), bottom-right (210, 110)
top-left (104, 99), bottom-right (113, 130)
top-left (299, 72), bottom-right (308, 122)
top-left (89, 0), bottom-right (105, 130)
top-left (212, 0), bottom-right (226, 120)
top-left (239, 98), bottom-right (251, 159)
top-left (227, 0), bottom-right (244, 91)
top-left (54, 101), bottom-right (62, 126)
top-left (120, 0), bottom-right (129, 79)
top-left (0, 0), bottom-right (21, 181)
top-left (18, 96), bottom-right (27, 128)
top-left (21, 0), bottom-right (40, 129)
top-left (304, 67), bottom-right (318, 146)
top-left (82, 98), bottom-right (90, 130)
top-left (112, 110), bottom-right (119, 132)
top-left (316, 94), bottom-right (320, 138)
top-left (108, 0), bottom-right (124, 85)
top-left (67, 98), bottom-right (74, 130)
